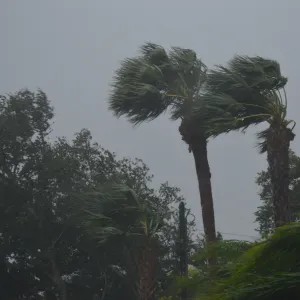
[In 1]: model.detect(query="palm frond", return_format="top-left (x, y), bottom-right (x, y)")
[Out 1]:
top-left (193, 55), bottom-right (289, 138)
top-left (109, 43), bottom-right (208, 124)
top-left (256, 127), bottom-right (270, 154)
top-left (169, 47), bottom-right (207, 97)
top-left (193, 92), bottom-right (250, 138)
top-left (76, 182), bottom-right (163, 245)
top-left (228, 55), bottom-right (287, 91)
top-left (109, 56), bottom-right (171, 125)
top-left (140, 42), bottom-right (169, 66)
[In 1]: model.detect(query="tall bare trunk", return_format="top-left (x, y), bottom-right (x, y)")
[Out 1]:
top-left (267, 125), bottom-right (295, 228)
top-left (178, 202), bottom-right (188, 300)
top-left (190, 138), bottom-right (217, 248)
top-left (179, 119), bottom-right (217, 265)
top-left (137, 239), bottom-right (156, 300)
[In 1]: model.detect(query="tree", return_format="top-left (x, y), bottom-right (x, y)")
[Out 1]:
top-left (0, 89), bottom-right (57, 299)
top-left (255, 151), bottom-right (300, 236)
top-left (0, 89), bottom-right (198, 299)
top-left (78, 182), bottom-right (164, 300)
top-left (109, 43), bottom-right (217, 247)
top-left (200, 55), bottom-right (295, 227)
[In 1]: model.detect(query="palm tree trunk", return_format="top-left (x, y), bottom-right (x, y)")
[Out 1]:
top-left (179, 119), bottom-right (217, 264)
top-left (267, 126), bottom-right (295, 228)
top-left (179, 202), bottom-right (188, 300)
top-left (190, 137), bottom-right (217, 247)
top-left (137, 239), bottom-right (156, 300)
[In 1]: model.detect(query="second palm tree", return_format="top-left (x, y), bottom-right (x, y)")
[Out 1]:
top-left (200, 56), bottom-right (295, 228)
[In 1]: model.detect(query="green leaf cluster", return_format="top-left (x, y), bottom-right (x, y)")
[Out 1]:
top-left (201, 224), bottom-right (300, 300)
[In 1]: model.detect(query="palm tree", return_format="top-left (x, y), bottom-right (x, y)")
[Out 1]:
top-left (198, 55), bottom-right (295, 228)
top-left (79, 182), bottom-right (163, 300)
top-left (109, 43), bottom-right (217, 246)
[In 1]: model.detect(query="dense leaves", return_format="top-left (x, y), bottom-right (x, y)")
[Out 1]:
top-left (169, 225), bottom-right (300, 300)
top-left (109, 43), bottom-right (207, 125)
top-left (195, 55), bottom-right (291, 141)
top-left (0, 90), bottom-right (197, 300)
top-left (1, 46), bottom-right (298, 300)
top-left (202, 224), bottom-right (300, 300)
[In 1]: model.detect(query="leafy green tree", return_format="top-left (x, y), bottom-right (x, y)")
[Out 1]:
top-left (109, 43), bottom-right (217, 246)
top-left (0, 89), bottom-right (197, 299)
top-left (255, 151), bottom-right (300, 236)
top-left (0, 89), bottom-right (56, 299)
top-left (200, 56), bottom-right (295, 227)
top-left (78, 182), bottom-right (164, 300)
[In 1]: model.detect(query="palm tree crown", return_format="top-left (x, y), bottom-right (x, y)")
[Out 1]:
top-left (79, 182), bottom-right (162, 243)
top-left (109, 43), bottom-right (207, 129)
top-left (197, 55), bottom-right (295, 148)
top-left (198, 55), bottom-right (296, 228)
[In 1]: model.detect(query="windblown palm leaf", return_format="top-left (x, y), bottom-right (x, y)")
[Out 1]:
top-left (77, 182), bottom-right (163, 243)
top-left (195, 55), bottom-right (294, 152)
top-left (109, 43), bottom-right (207, 125)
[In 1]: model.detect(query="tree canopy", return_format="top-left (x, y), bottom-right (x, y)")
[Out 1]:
top-left (0, 89), bottom-right (197, 300)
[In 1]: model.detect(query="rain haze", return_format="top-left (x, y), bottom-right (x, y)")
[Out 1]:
top-left (1, 0), bottom-right (299, 240)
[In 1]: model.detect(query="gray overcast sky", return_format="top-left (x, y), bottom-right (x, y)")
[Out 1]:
top-left (1, 0), bottom-right (299, 240)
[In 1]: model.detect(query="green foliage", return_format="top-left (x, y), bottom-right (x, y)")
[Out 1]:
top-left (192, 239), bottom-right (252, 266)
top-left (194, 54), bottom-right (294, 235)
top-left (255, 150), bottom-right (300, 235)
top-left (202, 224), bottom-right (300, 300)
top-left (76, 182), bottom-right (165, 299)
top-left (109, 42), bottom-right (207, 125)
top-left (0, 89), bottom-right (197, 299)
top-left (195, 55), bottom-right (293, 151)
top-left (167, 239), bottom-right (252, 299)
top-left (2, 49), bottom-right (297, 299)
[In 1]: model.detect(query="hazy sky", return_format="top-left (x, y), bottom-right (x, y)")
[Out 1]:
top-left (1, 0), bottom-right (299, 240)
